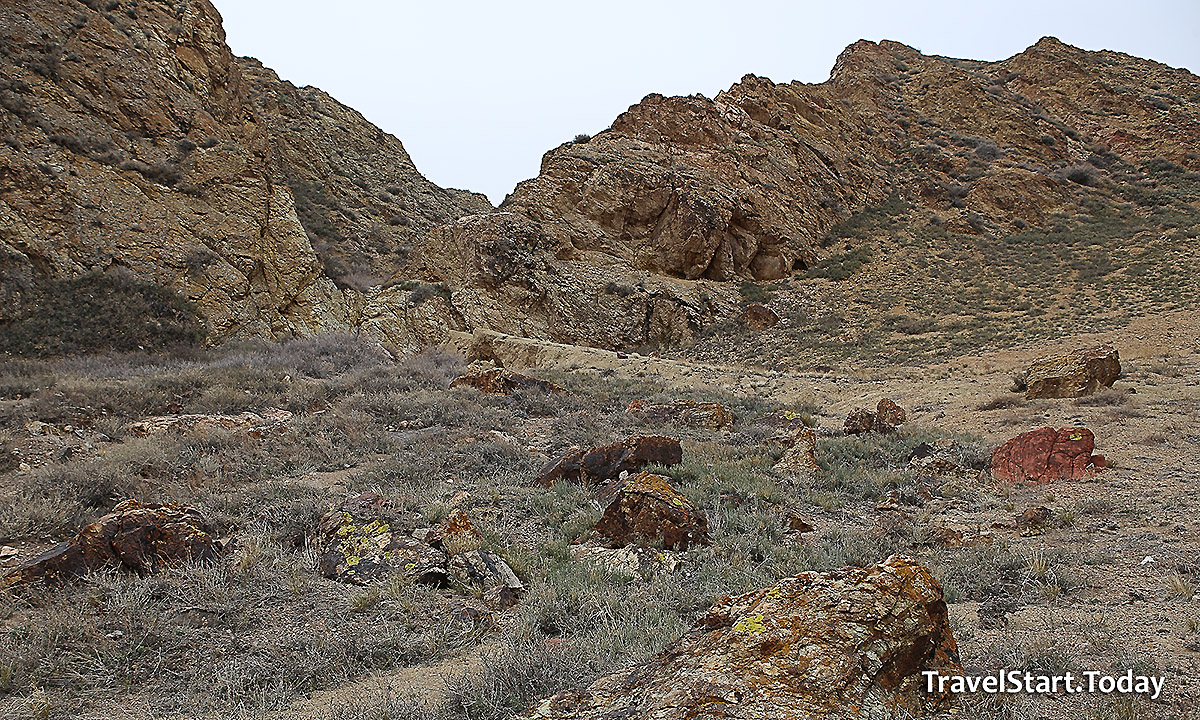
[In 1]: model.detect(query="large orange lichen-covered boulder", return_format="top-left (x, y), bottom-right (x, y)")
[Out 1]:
top-left (4, 501), bottom-right (222, 587)
top-left (1019, 344), bottom-right (1120, 399)
top-left (626, 399), bottom-right (735, 430)
top-left (991, 427), bottom-right (1106, 483)
top-left (520, 555), bottom-right (961, 719)
top-left (594, 473), bottom-right (709, 550)
top-left (536, 435), bottom-right (683, 487)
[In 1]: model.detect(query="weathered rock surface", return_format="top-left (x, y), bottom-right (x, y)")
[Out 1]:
top-left (520, 555), bottom-right (961, 719)
top-left (317, 492), bottom-right (446, 586)
top-left (128, 408), bottom-right (292, 437)
top-left (626, 399), bottom-right (735, 429)
top-left (594, 472), bottom-right (709, 550)
top-left (772, 428), bottom-right (819, 481)
top-left (570, 544), bottom-right (681, 577)
top-left (0, 0), bottom-right (487, 348)
top-left (1017, 506), bottom-right (1056, 535)
top-left (1019, 344), bottom-right (1121, 399)
top-left (536, 435), bottom-right (683, 487)
top-left (737, 303), bottom-right (780, 330)
top-left (991, 427), bottom-right (1106, 483)
top-left (448, 549), bottom-right (524, 609)
top-left (449, 368), bottom-right (566, 396)
top-left (5, 501), bottom-right (221, 586)
top-left (426, 509), bottom-right (485, 557)
top-left (845, 398), bottom-right (907, 435)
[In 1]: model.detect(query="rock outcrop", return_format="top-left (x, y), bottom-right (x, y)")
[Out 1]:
top-left (521, 555), bottom-right (961, 719)
top-left (536, 435), bottom-right (683, 487)
top-left (5, 501), bottom-right (222, 586)
top-left (626, 399), bottom-right (736, 430)
top-left (991, 427), bottom-right (1106, 483)
top-left (845, 398), bottom-right (907, 435)
top-left (772, 428), bottom-right (819, 481)
top-left (317, 493), bottom-right (446, 586)
top-left (1018, 344), bottom-right (1121, 399)
top-left (594, 472), bottom-right (709, 550)
top-left (449, 367), bottom-right (566, 396)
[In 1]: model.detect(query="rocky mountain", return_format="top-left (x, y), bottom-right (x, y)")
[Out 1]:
top-left (0, 0), bottom-right (487, 351)
top-left (2, 0), bottom-right (1197, 358)
top-left (409, 37), bottom-right (1200, 352)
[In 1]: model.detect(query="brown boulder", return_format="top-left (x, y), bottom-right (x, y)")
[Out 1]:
top-left (450, 368), bottom-right (566, 396)
top-left (536, 435), bottom-right (683, 487)
top-left (520, 555), bottom-right (961, 719)
top-left (991, 427), bottom-right (1105, 483)
top-left (5, 501), bottom-right (222, 587)
top-left (594, 473), bottom-right (709, 550)
top-left (1017, 506), bottom-right (1055, 535)
top-left (626, 399), bottom-right (735, 429)
top-left (844, 398), bottom-right (907, 435)
top-left (737, 303), bottom-right (780, 330)
top-left (1020, 344), bottom-right (1121, 399)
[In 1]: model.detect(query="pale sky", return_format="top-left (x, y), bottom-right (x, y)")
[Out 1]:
top-left (215, 1), bottom-right (1200, 205)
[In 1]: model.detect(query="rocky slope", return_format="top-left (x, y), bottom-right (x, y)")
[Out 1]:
top-left (0, 0), bottom-right (487, 348)
top-left (409, 37), bottom-right (1200, 350)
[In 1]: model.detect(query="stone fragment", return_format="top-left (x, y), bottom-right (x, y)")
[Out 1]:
top-left (519, 555), bottom-right (961, 719)
top-left (570, 545), bottom-right (681, 576)
top-left (448, 549), bottom-right (525, 609)
top-left (594, 472), bottom-right (709, 550)
top-left (991, 427), bottom-right (1105, 483)
top-left (772, 428), bottom-right (819, 481)
top-left (4, 501), bottom-right (222, 587)
top-left (317, 493), bottom-right (446, 586)
top-left (626, 399), bottom-right (735, 430)
top-left (844, 398), bottom-right (907, 435)
top-left (536, 435), bottom-right (682, 487)
top-left (128, 409), bottom-right (293, 438)
top-left (449, 368), bottom-right (565, 396)
top-left (426, 509), bottom-right (485, 556)
top-left (1019, 344), bottom-right (1121, 399)
top-left (737, 303), bottom-right (780, 329)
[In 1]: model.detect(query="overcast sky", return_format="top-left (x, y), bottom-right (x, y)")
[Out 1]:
top-left (215, 0), bottom-right (1199, 205)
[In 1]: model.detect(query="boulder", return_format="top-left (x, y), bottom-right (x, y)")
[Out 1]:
top-left (626, 399), bottom-right (735, 430)
top-left (737, 303), bottom-right (780, 330)
top-left (991, 427), bottom-right (1105, 483)
top-left (594, 473), bottom-right (709, 550)
top-left (449, 368), bottom-right (566, 396)
top-left (448, 549), bottom-right (524, 609)
top-left (520, 555), bottom-right (961, 719)
top-left (570, 545), bottom-right (681, 577)
top-left (1019, 344), bottom-right (1121, 399)
top-left (536, 435), bottom-right (683, 487)
top-left (318, 493), bottom-right (447, 586)
top-left (844, 398), bottom-right (907, 435)
top-left (752, 408), bottom-right (811, 434)
top-left (772, 428), bottom-right (819, 481)
top-left (4, 501), bottom-right (222, 587)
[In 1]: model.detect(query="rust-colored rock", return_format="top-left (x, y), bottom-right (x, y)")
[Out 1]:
top-left (991, 427), bottom-right (1105, 483)
top-left (318, 493), bottom-right (447, 586)
top-left (450, 368), bottom-right (566, 396)
top-left (520, 555), bottom-right (961, 719)
top-left (426, 509), bottom-right (485, 556)
top-left (1020, 344), bottom-right (1121, 399)
top-left (737, 303), bottom-right (780, 330)
top-left (844, 398), bottom-right (907, 435)
top-left (773, 428), bottom-right (819, 481)
top-left (536, 435), bottom-right (683, 487)
top-left (594, 473), bottom-right (709, 550)
top-left (4, 501), bottom-right (221, 587)
top-left (626, 399), bottom-right (735, 430)
top-left (1017, 506), bottom-right (1056, 535)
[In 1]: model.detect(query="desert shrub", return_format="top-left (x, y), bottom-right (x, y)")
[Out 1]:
top-left (1060, 164), bottom-right (1099, 186)
top-left (572, 133), bottom-right (591, 144)
top-left (0, 271), bottom-right (204, 357)
top-left (806, 246), bottom-right (872, 281)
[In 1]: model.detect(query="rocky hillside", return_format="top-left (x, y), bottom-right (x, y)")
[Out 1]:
top-left (0, 0), bottom-right (487, 350)
top-left (409, 37), bottom-right (1200, 353)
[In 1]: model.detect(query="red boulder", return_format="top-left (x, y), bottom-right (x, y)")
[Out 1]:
top-left (991, 427), bottom-right (1104, 483)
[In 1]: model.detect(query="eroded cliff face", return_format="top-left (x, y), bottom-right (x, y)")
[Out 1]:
top-left (3, 1), bottom-right (1196, 354)
top-left (408, 37), bottom-right (1199, 349)
top-left (0, 0), bottom-right (488, 349)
